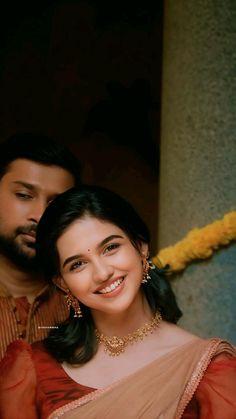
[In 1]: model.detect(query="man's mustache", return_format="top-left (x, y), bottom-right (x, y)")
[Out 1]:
top-left (16, 224), bottom-right (37, 235)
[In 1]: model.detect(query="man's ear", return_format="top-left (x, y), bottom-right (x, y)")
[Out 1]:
top-left (53, 276), bottom-right (67, 293)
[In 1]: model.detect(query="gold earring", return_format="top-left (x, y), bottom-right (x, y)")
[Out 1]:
top-left (65, 291), bottom-right (83, 318)
top-left (141, 258), bottom-right (155, 284)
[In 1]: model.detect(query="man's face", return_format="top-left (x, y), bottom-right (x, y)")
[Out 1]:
top-left (0, 158), bottom-right (75, 270)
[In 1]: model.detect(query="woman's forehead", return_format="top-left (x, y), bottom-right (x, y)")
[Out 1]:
top-left (58, 216), bottom-right (125, 244)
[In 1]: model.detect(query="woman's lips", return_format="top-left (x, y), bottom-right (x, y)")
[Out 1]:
top-left (96, 277), bottom-right (125, 298)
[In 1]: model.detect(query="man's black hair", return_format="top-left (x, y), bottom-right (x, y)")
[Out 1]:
top-left (0, 132), bottom-right (81, 184)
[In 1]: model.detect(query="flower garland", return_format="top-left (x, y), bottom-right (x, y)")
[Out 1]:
top-left (152, 211), bottom-right (236, 273)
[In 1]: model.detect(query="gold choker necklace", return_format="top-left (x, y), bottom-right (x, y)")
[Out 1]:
top-left (95, 312), bottom-right (162, 356)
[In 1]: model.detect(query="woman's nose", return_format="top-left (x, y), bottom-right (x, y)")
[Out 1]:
top-left (92, 259), bottom-right (114, 283)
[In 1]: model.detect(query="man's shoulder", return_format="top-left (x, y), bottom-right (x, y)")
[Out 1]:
top-left (0, 282), bottom-right (11, 297)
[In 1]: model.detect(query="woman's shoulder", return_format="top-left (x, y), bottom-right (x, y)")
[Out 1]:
top-left (2, 339), bottom-right (48, 359)
top-left (31, 340), bottom-right (63, 372)
top-left (0, 339), bottom-right (54, 372)
top-left (0, 339), bottom-right (33, 366)
top-left (0, 340), bottom-right (36, 390)
top-left (158, 322), bottom-right (236, 361)
top-left (158, 321), bottom-right (202, 349)
top-left (160, 322), bottom-right (235, 349)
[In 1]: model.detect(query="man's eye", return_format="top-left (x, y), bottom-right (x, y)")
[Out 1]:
top-left (15, 192), bottom-right (33, 200)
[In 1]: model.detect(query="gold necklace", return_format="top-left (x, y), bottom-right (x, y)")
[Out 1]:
top-left (95, 311), bottom-right (162, 356)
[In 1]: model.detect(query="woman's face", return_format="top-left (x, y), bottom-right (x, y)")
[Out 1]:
top-left (56, 216), bottom-right (148, 316)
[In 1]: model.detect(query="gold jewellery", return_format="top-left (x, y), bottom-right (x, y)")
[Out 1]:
top-left (65, 291), bottom-right (83, 318)
top-left (95, 311), bottom-right (162, 356)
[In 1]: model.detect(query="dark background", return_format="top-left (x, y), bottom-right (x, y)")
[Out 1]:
top-left (0, 0), bottom-right (163, 251)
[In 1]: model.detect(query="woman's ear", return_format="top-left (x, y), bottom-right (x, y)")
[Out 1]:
top-left (139, 242), bottom-right (149, 258)
top-left (53, 276), bottom-right (67, 293)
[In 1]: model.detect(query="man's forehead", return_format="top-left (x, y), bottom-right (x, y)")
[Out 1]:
top-left (6, 158), bottom-right (58, 172)
top-left (2, 159), bottom-right (75, 190)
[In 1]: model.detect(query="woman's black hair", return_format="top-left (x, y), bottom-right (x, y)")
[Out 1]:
top-left (36, 185), bottom-right (182, 364)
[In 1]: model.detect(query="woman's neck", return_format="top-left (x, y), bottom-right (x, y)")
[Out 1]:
top-left (91, 293), bottom-right (152, 337)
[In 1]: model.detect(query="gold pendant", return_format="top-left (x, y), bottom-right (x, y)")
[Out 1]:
top-left (104, 336), bottom-right (127, 356)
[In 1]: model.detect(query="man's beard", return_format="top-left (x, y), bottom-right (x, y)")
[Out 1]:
top-left (0, 226), bottom-right (40, 272)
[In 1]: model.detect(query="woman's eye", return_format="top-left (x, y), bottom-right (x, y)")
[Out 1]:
top-left (104, 243), bottom-right (120, 253)
top-left (69, 261), bottom-right (85, 271)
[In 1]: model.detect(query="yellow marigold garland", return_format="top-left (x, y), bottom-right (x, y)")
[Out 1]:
top-left (152, 211), bottom-right (236, 273)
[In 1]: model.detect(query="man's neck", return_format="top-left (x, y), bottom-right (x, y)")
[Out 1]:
top-left (0, 255), bottom-right (47, 302)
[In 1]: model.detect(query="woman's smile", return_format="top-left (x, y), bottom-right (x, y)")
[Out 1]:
top-left (96, 277), bottom-right (125, 296)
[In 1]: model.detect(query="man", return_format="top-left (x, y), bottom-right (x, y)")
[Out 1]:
top-left (0, 132), bottom-right (81, 359)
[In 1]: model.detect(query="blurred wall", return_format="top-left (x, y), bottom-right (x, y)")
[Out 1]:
top-left (0, 1), bottom-right (163, 252)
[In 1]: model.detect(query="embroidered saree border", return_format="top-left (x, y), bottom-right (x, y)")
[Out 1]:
top-left (48, 375), bottom-right (127, 419)
top-left (48, 389), bottom-right (103, 419)
top-left (175, 338), bottom-right (236, 418)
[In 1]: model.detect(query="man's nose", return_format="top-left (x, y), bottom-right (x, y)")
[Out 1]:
top-left (28, 199), bottom-right (47, 223)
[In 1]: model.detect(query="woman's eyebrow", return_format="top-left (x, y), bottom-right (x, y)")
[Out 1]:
top-left (62, 235), bottom-right (124, 269)
top-left (63, 254), bottom-right (81, 268)
top-left (99, 234), bottom-right (123, 248)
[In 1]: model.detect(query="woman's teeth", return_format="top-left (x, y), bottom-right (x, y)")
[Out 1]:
top-left (98, 278), bottom-right (124, 294)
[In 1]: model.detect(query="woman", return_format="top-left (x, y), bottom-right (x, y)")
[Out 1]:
top-left (0, 185), bottom-right (235, 419)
